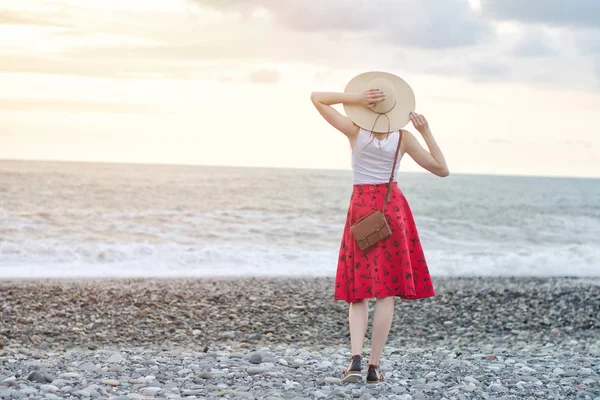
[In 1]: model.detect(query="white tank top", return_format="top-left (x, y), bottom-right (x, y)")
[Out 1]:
top-left (351, 128), bottom-right (402, 184)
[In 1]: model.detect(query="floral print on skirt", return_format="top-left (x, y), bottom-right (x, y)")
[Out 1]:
top-left (334, 182), bottom-right (436, 303)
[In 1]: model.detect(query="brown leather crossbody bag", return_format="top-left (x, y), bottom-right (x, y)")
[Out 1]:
top-left (350, 130), bottom-right (403, 250)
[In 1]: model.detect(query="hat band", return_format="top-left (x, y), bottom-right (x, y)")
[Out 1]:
top-left (369, 100), bottom-right (396, 133)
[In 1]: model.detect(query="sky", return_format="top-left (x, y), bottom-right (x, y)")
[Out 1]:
top-left (0, 0), bottom-right (599, 177)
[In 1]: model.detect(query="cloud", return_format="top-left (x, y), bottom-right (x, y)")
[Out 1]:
top-left (0, 98), bottom-right (165, 114)
top-left (510, 29), bottom-right (559, 58)
top-left (0, 53), bottom-right (219, 80)
top-left (192, 0), bottom-right (492, 49)
top-left (214, 75), bottom-right (235, 83)
top-left (0, 52), bottom-right (282, 86)
top-left (246, 68), bottom-right (280, 84)
top-left (480, 0), bottom-right (600, 28)
top-left (1, 0), bottom-right (597, 90)
top-left (574, 29), bottom-right (600, 55)
top-left (469, 61), bottom-right (510, 80)
top-left (0, 11), bottom-right (70, 27)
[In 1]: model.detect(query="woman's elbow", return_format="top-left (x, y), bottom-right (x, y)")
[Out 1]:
top-left (310, 92), bottom-right (319, 103)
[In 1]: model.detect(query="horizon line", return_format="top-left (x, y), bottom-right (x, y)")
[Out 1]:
top-left (1, 157), bottom-right (599, 180)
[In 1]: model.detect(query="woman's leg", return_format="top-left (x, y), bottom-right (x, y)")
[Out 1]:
top-left (348, 299), bottom-right (368, 356)
top-left (369, 296), bottom-right (395, 365)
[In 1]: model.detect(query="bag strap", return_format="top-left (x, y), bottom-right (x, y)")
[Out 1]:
top-left (382, 130), bottom-right (403, 213)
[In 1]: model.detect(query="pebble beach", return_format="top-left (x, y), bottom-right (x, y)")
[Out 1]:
top-left (1, 276), bottom-right (599, 399)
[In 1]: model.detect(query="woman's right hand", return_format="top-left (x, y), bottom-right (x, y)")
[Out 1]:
top-left (357, 89), bottom-right (385, 108)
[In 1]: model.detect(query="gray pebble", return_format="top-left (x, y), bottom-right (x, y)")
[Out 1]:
top-left (79, 362), bottom-right (97, 371)
top-left (140, 387), bottom-right (162, 396)
top-left (181, 389), bottom-right (203, 395)
top-left (249, 353), bottom-right (263, 364)
top-left (59, 372), bottom-right (81, 378)
top-left (233, 391), bottom-right (256, 399)
top-left (200, 371), bottom-right (214, 379)
top-left (391, 386), bottom-right (407, 394)
top-left (26, 372), bottom-right (48, 383)
top-left (247, 333), bottom-right (262, 341)
top-left (246, 367), bottom-right (265, 375)
top-left (2, 377), bottom-right (16, 386)
top-left (40, 384), bottom-right (59, 393)
top-left (313, 390), bottom-right (328, 399)
top-left (317, 360), bottom-right (333, 370)
top-left (220, 331), bottom-right (235, 339)
top-left (463, 383), bottom-right (477, 392)
top-left (414, 392), bottom-right (426, 400)
top-left (107, 353), bottom-right (125, 363)
top-left (489, 384), bottom-right (508, 392)
top-left (464, 376), bottom-right (480, 384)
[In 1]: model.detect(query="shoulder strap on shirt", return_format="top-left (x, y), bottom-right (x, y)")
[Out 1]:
top-left (382, 130), bottom-right (403, 212)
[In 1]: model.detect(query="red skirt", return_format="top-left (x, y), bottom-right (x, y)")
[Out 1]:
top-left (334, 182), bottom-right (436, 302)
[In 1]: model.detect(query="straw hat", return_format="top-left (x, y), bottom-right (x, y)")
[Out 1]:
top-left (343, 71), bottom-right (415, 133)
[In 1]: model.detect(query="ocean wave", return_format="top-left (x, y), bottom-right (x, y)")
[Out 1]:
top-left (0, 239), bottom-right (598, 279)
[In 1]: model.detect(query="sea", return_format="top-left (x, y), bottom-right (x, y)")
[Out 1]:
top-left (1, 160), bottom-right (599, 279)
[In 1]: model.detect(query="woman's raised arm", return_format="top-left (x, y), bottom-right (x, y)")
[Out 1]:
top-left (310, 90), bottom-right (385, 138)
top-left (402, 112), bottom-right (450, 177)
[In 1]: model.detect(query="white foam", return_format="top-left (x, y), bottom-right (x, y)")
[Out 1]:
top-left (426, 243), bottom-right (600, 277)
top-left (0, 239), bottom-right (598, 279)
top-left (0, 240), bottom-right (337, 278)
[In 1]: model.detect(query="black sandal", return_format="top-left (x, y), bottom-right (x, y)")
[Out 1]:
top-left (366, 363), bottom-right (385, 384)
top-left (341, 354), bottom-right (363, 383)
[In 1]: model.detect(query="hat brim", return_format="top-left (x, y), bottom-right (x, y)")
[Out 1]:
top-left (343, 71), bottom-right (415, 133)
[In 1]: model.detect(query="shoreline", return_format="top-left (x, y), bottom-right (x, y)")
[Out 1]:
top-left (2, 274), bottom-right (599, 285)
top-left (1, 276), bottom-right (598, 350)
top-left (2, 274), bottom-right (599, 286)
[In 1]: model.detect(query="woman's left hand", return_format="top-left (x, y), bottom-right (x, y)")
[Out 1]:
top-left (410, 112), bottom-right (431, 135)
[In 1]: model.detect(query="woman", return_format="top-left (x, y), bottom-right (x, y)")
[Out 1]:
top-left (310, 71), bottom-right (449, 384)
